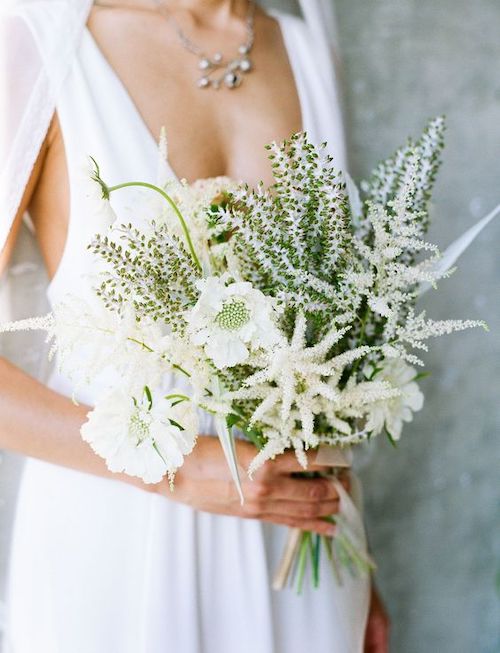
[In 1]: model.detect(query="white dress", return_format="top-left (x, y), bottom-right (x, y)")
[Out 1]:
top-left (3, 6), bottom-right (370, 653)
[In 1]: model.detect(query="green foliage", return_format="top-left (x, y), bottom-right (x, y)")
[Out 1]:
top-left (217, 133), bottom-right (361, 338)
top-left (89, 222), bottom-right (201, 332)
top-left (359, 115), bottom-right (446, 260)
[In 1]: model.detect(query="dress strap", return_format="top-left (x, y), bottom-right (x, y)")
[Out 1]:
top-left (271, 9), bottom-right (347, 170)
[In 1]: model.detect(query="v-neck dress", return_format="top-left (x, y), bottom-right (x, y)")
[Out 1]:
top-left (3, 8), bottom-right (369, 653)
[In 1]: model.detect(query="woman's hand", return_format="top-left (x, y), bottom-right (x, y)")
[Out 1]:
top-left (364, 583), bottom-right (390, 653)
top-left (154, 435), bottom-right (348, 536)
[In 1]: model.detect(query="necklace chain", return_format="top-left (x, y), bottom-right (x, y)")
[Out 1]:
top-left (152, 1), bottom-right (256, 90)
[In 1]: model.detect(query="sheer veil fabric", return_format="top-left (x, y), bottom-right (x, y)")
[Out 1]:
top-left (0, 0), bottom-right (94, 252)
top-left (0, 0), bottom-right (93, 371)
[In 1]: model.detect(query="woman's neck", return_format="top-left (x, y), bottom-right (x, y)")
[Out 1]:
top-left (164, 0), bottom-right (250, 24)
top-left (174, 0), bottom-right (239, 7)
top-left (96, 1), bottom-right (251, 27)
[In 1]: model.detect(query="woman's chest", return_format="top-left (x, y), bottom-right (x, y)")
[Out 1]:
top-left (87, 10), bottom-right (303, 186)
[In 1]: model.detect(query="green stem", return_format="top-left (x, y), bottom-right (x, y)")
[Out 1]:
top-left (312, 534), bottom-right (321, 588)
top-left (164, 393), bottom-right (190, 402)
top-left (351, 306), bottom-right (369, 377)
top-left (296, 532), bottom-right (310, 595)
top-left (336, 532), bottom-right (374, 574)
top-left (108, 181), bottom-right (202, 272)
top-left (335, 535), bottom-right (354, 575)
top-left (323, 535), bottom-right (343, 585)
top-left (172, 363), bottom-right (191, 378)
top-left (127, 337), bottom-right (154, 352)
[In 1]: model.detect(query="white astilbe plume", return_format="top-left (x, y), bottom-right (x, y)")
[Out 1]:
top-left (317, 378), bottom-right (402, 445)
top-left (352, 129), bottom-right (455, 345)
top-left (247, 431), bottom-right (288, 477)
top-left (247, 406), bottom-right (325, 475)
top-left (356, 196), bottom-right (448, 338)
top-left (0, 295), bottom-right (169, 394)
top-left (52, 296), bottom-right (170, 391)
top-left (0, 313), bottom-right (55, 336)
top-left (350, 154), bottom-right (487, 355)
top-left (228, 312), bottom-right (374, 471)
top-left (333, 378), bottom-right (402, 416)
top-left (395, 309), bottom-right (487, 352)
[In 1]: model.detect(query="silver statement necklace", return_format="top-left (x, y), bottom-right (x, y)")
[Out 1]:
top-left (153, 1), bottom-right (256, 90)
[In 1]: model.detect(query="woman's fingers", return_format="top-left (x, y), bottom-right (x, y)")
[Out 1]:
top-left (266, 450), bottom-right (333, 475)
top-left (259, 514), bottom-right (337, 537)
top-left (243, 498), bottom-right (340, 521)
top-left (167, 437), bottom-right (351, 537)
top-left (246, 475), bottom-right (340, 503)
top-left (241, 441), bottom-right (352, 490)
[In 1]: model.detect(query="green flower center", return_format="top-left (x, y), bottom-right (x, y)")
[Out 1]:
top-left (295, 375), bottom-right (307, 395)
top-left (129, 409), bottom-right (151, 444)
top-left (215, 299), bottom-right (251, 331)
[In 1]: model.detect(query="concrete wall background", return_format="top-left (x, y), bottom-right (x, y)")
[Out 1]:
top-left (1, 1), bottom-right (499, 651)
top-left (333, 1), bottom-right (500, 651)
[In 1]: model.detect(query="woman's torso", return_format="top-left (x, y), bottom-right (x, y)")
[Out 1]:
top-left (31, 3), bottom-right (346, 407)
top-left (4, 8), bottom-right (370, 653)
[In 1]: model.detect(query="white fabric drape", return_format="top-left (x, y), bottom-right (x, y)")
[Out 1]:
top-left (298, 0), bottom-right (340, 67)
top-left (0, 1), bottom-right (92, 374)
top-left (0, 0), bottom-right (93, 253)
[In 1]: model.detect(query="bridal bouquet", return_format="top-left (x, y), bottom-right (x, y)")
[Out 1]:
top-left (2, 117), bottom-right (487, 591)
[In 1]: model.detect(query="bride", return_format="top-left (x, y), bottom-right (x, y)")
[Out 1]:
top-left (0, 1), bottom-right (389, 651)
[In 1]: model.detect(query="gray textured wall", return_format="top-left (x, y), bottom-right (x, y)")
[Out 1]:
top-left (1, 1), bottom-right (499, 651)
top-left (334, 1), bottom-right (500, 652)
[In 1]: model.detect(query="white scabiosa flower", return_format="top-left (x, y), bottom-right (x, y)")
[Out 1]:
top-left (364, 359), bottom-right (424, 440)
top-left (186, 273), bottom-right (281, 369)
top-left (81, 387), bottom-right (198, 484)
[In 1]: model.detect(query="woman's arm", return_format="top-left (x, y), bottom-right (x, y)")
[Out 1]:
top-left (0, 354), bottom-right (343, 534)
top-left (0, 125), bottom-right (145, 491)
top-left (0, 355), bottom-right (147, 488)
